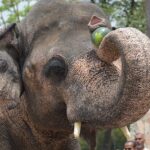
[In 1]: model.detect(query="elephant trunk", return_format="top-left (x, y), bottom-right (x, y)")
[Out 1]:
top-left (97, 27), bottom-right (150, 126)
top-left (65, 27), bottom-right (150, 128)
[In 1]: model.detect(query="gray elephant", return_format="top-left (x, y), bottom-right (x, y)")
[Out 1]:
top-left (0, 0), bottom-right (150, 150)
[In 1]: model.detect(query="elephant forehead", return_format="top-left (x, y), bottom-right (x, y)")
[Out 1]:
top-left (19, 0), bottom-right (109, 49)
top-left (26, 31), bottom-right (93, 68)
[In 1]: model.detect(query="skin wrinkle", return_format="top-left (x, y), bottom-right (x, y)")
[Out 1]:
top-left (65, 28), bottom-right (150, 127)
top-left (130, 28), bottom-right (149, 78)
top-left (20, 96), bottom-right (73, 150)
top-left (111, 28), bottom-right (150, 126)
top-left (0, 51), bottom-right (21, 103)
top-left (30, 21), bottom-right (59, 49)
top-left (64, 50), bottom-right (120, 125)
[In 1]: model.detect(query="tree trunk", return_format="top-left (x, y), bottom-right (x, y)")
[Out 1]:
top-left (91, 0), bottom-right (95, 3)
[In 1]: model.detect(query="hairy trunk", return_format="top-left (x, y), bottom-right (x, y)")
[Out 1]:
top-left (98, 27), bottom-right (150, 126)
top-left (66, 28), bottom-right (150, 128)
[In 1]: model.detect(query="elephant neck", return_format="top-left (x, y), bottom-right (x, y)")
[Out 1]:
top-left (20, 95), bottom-right (71, 148)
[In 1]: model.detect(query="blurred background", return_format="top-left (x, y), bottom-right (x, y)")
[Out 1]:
top-left (0, 0), bottom-right (150, 149)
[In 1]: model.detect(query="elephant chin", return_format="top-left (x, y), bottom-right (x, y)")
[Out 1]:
top-left (64, 27), bottom-right (150, 129)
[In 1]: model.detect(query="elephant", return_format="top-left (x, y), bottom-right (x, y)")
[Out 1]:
top-left (0, 0), bottom-right (150, 149)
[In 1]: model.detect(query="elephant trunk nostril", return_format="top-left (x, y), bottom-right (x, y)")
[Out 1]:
top-left (96, 32), bottom-right (120, 63)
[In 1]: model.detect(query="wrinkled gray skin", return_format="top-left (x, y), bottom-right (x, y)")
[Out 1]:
top-left (0, 0), bottom-right (150, 149)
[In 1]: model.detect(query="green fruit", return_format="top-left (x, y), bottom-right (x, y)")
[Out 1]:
top-left (91, 27), bottom-right (111, 47)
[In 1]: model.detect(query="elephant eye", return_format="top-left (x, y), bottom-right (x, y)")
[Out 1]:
top-left (91, 27), bottom-right (111, 47)
top-left (43, 56), bottom-right (68, 82)
top-left (0, 59), bottom-right (8, 73)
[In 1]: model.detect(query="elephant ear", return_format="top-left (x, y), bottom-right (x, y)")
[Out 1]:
top-left (88, 15), bottom-right (111, 32)
top-left (0, 23), bottom-right (22, 110)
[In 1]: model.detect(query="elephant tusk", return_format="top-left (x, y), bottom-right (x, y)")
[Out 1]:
top-left (121, 126), bottom-right (132, 140)
top-left (74, 122), bottom-right (81, 139)
top-left (112, 57), bottom-right (122, 75)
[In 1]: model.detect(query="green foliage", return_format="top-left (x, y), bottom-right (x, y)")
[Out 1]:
top-left (80, 129), bottom-right (126, 150)
top-left (95, 129), bottom-right (106, 150)
top-left (0, 0), bottom-right (35, 27)
top-left (79, 128), bottom-right (126, 150)
top-left (112, 128), bottom-right (126, 150)
top-left (80, 137), bottom-right (89, 150)
top-left (0, 0), bottom-right (146, 32)
top-left (99, 0), bottom-right (146, 32)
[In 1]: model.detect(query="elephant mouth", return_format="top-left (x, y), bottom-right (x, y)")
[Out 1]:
top-left (73, 121), bottom-right (96, 139)
top-left (72, 121), bottom-right (92, 139)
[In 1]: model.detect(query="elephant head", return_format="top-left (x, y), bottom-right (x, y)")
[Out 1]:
top-left (0, 23), bottom-right (22, 109)
top-left (0, 0), bottom-right (150, 149)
